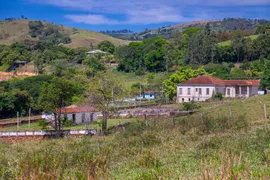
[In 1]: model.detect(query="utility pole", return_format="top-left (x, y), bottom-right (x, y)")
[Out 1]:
top-left (140, 82), bottom-right (142, 103)
top-left (111, 88), bottom-right (114, 106)
top-left (28, 108), bottom-right (31, 128)
top-left (17, 112), bottom-right (19, 130)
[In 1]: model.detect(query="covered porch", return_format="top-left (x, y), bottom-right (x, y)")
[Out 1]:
top-left (235, 85), bottom-right (251, 97)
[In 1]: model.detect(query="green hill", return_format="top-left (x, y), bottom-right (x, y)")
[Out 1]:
top-left (0, 20), bottom-right (129, 48)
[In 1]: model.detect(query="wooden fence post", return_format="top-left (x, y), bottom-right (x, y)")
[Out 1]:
top-left (172, 117), bottom-right (175, 128)
top-left (200, 112), bottom-right (204, 123)
top-left (264, 104), bottom-right (267, 123)
top-left (229, 107), bottom-right (233, 120)
top-left (144, 114), bottom-right (148, 129)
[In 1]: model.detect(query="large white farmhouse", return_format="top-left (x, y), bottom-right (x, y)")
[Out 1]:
top-left (177, 75), bottom-right (260, 103)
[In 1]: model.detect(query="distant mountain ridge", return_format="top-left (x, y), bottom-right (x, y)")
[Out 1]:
top-left (109, 18), bottom-right (270, 40)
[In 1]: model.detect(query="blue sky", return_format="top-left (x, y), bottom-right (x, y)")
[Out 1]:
top-left (1, 0), bottom-right (270, 32)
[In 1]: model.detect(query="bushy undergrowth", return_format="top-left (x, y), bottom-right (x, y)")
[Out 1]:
top-left (182, 102), bottom-right (201, 111)
top-left (1, 113), bottom-right (270, 179)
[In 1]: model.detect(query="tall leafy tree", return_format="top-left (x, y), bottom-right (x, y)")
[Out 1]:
top-left (163, 66), bottom-right (209, 100)
top-left (186, 24), bottom-right (216, 65)
top-left (260, 62), bottom-right (270, 89)
top-left (38, 77), bottom-right (77, 130)
top-left (231, 29), bottom-right (244, 62)
top-left (97, 40), bottom-right (115, 54)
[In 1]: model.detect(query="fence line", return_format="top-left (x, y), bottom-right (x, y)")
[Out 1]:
top-left (0, 129), bottom-right (97, 137)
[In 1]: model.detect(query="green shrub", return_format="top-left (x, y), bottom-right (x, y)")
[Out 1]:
top-left (214, 92), bottom-right (223, 100)
top-left (135, 69), bottom-right (145, 76)
top-left (228, 63), bottom-right (235, 68)
top-left (38, 119), bottom-right (47, 129)
top-left (62, 118), bottom-right (75, 127)
top-left (182, 102), bottom-right (200, 111)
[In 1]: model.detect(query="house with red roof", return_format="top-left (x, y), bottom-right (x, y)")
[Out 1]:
top-left (177, 75), bottom-right (260, 103)
top-left (56, 105), bottom-right (97, 124)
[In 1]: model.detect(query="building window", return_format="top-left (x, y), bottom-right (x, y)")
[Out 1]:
top-left (196, 88), bottom-right (198, 92)
top-left (188, 98), bottom-right (191, 102)
top-left (182, 98), bottom-right (184, 102)
top-left (199, 88), bottom-right (202, 95)
top-left (198, 98), bottom-right (199, 101)
top-left (72, 114), bottom-right (76, 123)
top-left (206, 88), bottom-right (209, 95)
top-left (179, 88), bottom-right (182, 95)
top-left (187, 88), bottom-right (191, 95)
top-left (216, 88), bottom-right (219, 92)
top-left (227, 88), bottom-right (230, 95)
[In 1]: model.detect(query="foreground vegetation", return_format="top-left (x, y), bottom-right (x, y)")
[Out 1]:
top-left (1, 95), bottom-right (270, 179)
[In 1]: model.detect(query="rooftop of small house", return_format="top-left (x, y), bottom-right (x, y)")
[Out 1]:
top-left (144, 91), bottom-right (156, 95)
top-left (56, 105), bottom-right (96, 114)
top-left (86, 50), bottom-right (106, 54)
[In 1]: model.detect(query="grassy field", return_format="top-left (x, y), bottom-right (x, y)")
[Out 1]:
top-left (218, 35), bottom-right (260, 47)
top-left (0, 20), bottom-right (129, 48)
top-left (1, 95), bottom-right (270, 179)
top-left (112, 69), bottom-right (171, 90)
top-left (200, 95), bottom-right (270, 123)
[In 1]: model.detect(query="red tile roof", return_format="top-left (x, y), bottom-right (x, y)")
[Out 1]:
top-left (179, 75), bottom-right (260, 86)
top-left (144, 90), bottom-right (156, 94)
top-left (224, 80), bottom-right (260, 85)
top-left (56, 105), bottom-right (96, 114)
top-left (180, 75), bottom-right (225, 85)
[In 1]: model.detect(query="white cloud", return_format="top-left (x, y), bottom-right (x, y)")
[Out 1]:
top-left (65, 14), bottom-right (121, 24)
top-left (127, 7), bottom-right (191, 24)
top-left (64, 7), bottom-right (195, 25)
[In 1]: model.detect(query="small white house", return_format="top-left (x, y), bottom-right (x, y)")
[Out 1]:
top-left (177, 75), bottom-right (260, 103)
top-left (56, 105), bottom-right (97, 124)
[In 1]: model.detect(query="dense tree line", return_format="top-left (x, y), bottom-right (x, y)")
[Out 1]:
top-left (0, 39), bottom-right (113, 119)
top-left (115, 37), bottom-right (167, 73)
top-left (100, 29), bottom-right (134, 34)
top-left (0, 75), bottom-right (84, 120)
top-left (116, 24), bottom-right (270, 74)
top-left (0, 40), bottom-right (96, 72)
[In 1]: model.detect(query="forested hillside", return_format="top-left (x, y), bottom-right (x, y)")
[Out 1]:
top-left (115, 23), bottom-right (270, 74)
top-left (108, 18), bottom-right (270, 40)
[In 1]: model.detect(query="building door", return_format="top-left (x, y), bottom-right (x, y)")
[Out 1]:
top-left (72, 114), bottom-right (76, 123)
top-left (82, 113), bottom-right (86, 124)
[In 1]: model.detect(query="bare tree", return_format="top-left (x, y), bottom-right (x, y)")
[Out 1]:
top-left (87, 71), bottom-right (124, 133)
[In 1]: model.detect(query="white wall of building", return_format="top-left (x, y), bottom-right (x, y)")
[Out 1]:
top-left (177, 84), bottom-right (259, 103)
top-left (177, 85), bottom-right (216, 103)
top-left (63, 112), bottom-right (97, 124)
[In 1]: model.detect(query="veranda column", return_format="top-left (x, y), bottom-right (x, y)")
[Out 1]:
top-left (239, 86), bottom-right (242, 97)
top-left (247, 86), bottom-right (250, 97)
